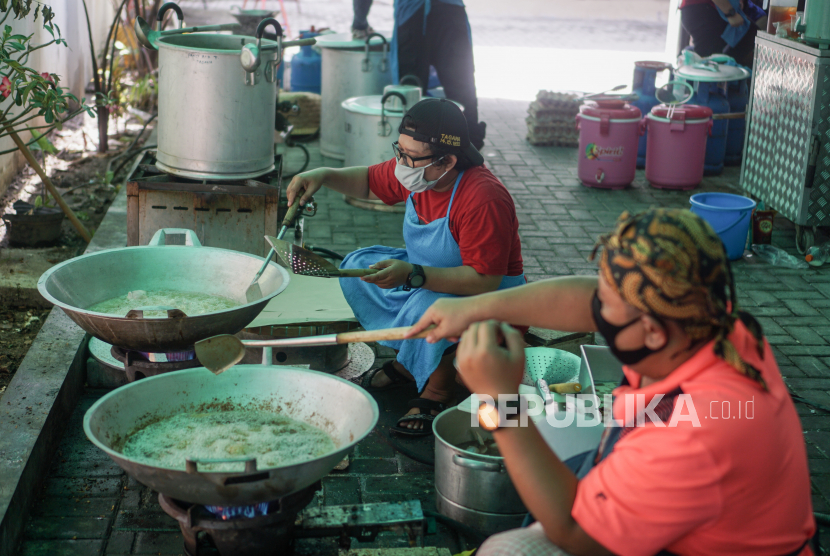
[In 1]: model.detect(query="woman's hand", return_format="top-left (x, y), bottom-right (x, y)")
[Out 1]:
top-left (360, 259), bottom-right (412, 289)
top-left (456, 320), bottom-right (525, 401)
top-left (286, 170), bottom-right (325, 207)
top-left (406, 297), bottom-right (483, 343)
top-left (727, 12), bottom-right (745, 26)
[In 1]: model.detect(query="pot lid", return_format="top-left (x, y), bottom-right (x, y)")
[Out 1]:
top-left (675, 60), bottom-right (750, 82)
top-left (342, 95), bottom-right (408, 115)
top-left (156, 33), bottom-right (278, 54)
top-left (315, 31), bottom-right (391, 49)
top-left (343, 94), bottom-right (460, 116)
top-left (650, 104), bottom-right (713, 120)
top-left (579, 100), bottom-right (641, 119)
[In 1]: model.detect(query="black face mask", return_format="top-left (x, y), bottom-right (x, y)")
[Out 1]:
top-left (591, 291), bottom-right (665, 366)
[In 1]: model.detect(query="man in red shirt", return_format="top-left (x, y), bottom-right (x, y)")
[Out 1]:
top-left (285, 98), bottom-right (524, 435)
top-left (409, 209), bottom-right (815, 555)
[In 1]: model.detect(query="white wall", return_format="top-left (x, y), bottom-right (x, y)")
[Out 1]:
top-left (0, 0), bottom-right (114, 199)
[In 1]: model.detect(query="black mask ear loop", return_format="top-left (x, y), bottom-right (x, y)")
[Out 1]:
top-left (591, 290), bottom-right (666, 366)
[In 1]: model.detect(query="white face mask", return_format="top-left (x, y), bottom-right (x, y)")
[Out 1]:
top-left (394, 159), bottom-right (449, 193)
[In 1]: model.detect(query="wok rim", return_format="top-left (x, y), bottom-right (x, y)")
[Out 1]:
top-left (37, 244), bottom-right (290, 319)
top-left (82, 365), bottom-right (380, 475)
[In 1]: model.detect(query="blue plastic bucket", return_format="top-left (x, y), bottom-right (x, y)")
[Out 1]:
top-left (689, 192), bottom-right (756, 260)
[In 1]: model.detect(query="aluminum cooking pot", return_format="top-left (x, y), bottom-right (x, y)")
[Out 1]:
top-left (433, 408), bottom-right (527, 536)
top-left (156, 19), bottom-right (283, 180)
top-left (84, 365), bottom-right (379, 505)
top-left (318, 32), bottom-right (393, 160)
top-left (37, 229), bottom-right (289, 352)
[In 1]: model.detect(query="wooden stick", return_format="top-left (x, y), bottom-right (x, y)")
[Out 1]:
top-left (3, 122), bottom-right (92, 242)
top-left (548, 382), bottom-right (582, 394)
top-left (336, 325), bottom-right (435, 344)
top-left (711, 112), bottom-right (746, 120)
top-left (338, 268), bottom-right (380, 278)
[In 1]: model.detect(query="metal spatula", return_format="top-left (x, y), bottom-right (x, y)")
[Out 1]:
top-left (264, 236), bottom-right (380, 278)
top-left (244, 202), bottom-right (302, 303)
top-left (196, 325), bottom-right (435, 375)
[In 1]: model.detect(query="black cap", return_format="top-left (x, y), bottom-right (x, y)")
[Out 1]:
top-left (398, 98), bottom-right (484, 167)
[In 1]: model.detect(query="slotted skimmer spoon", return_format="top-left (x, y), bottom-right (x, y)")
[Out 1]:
top-left (523, 347), bottom-right (582, 407)
top-left (244, 202), bottom-right (302, 302)
top-left (196, 325), bottom-right (435, 375)
top-left (265, 236), bottom-right (380, 278)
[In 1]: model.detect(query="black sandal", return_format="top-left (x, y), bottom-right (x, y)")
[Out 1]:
top-left (360, 360), bottom-right (413, 392)
top-left (391, 398), bottom-right (448, 437)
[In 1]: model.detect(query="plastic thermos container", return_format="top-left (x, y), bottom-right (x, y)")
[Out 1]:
top-left (575, 100), bottom-right (642, 189)
top-left (644, 104), bottom-right (713, 190)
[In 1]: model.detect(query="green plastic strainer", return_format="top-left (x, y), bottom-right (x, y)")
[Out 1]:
top-left (522, 347), bottom-right (581, 386)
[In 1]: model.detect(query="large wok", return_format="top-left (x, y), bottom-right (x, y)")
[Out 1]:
top-left (37, 229), bottom-right (289, 352)
top-left (84, 365), bottom-right (378, 505)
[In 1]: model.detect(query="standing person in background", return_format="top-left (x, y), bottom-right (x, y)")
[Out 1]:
top-left (392, 0), bottom-right (486, 150)
top-left (680, 0), bottom-right (758, 66)
top-left (352, 0), bottom-right (374, 39)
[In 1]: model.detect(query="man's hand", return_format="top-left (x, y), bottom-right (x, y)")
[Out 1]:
top-left (286, 170), bottom-right (325, 207)
top-left (361, 259), bottom-right (412, 289)
top-left (727, 12), bottom-right (744, 26)
top-left (406, 297), bottom-right (481, 343)
top-left (456, 321), bottom-right (525, 401)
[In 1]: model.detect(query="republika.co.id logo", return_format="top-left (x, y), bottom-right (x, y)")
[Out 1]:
top-left (473, 393), bottom-right (755, 429)
top-left (585, 143), bottom-right (624, 161)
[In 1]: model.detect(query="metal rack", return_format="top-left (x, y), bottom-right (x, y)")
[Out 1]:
top-left (741, 33), bottom-right (830, 252)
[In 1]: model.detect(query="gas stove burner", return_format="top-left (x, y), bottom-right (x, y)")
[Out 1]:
top-left (159, 482), bottom-right (320, 556)
top-left (89, 337), bottom-right (202, 382)
top-left (131, 152), bottom-right (283, 186)
top-left (160, 487), bottom-right (426, 556)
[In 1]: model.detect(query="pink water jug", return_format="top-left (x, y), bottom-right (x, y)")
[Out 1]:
top-left (575, 100), bottom-right (642, 189)
top-left (644, 104), bottom-right (713, 190)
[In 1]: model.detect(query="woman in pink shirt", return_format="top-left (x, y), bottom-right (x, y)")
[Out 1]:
top-left (410, 208), bottom-right (815, 556)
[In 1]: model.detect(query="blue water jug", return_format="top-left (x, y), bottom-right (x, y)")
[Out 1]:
top-left (631, 61), bottom-right (672, 168)
top-left (688, 81), bottom-right (730, 175)
top-left (289, 29), bottom-right (322, 94)
top-left (725, 77), bottom-right (749, 166)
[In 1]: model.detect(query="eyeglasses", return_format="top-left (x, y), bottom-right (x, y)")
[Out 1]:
top-left (392, 141), bottom-right (435, 168)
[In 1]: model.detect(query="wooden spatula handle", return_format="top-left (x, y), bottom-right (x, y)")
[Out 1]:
top-left (336, 325), bottom-right (436, 344)
top-left (338, 268), bottom-right (380, 278)
top-left (282, 198), bottom-right (302, 229)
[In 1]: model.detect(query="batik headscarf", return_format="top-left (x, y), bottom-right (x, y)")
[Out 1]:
top-left (590, 208), bottom-right (767, 389)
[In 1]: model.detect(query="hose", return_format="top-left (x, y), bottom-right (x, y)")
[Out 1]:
top-left (111, 144), bottom-right (158, 180)
top-left (279, 140), bottom-right (310, 180)
top-left (105, 113), bottom-right (157, 180)
top-left (308, 246), bottom-right (344, 260)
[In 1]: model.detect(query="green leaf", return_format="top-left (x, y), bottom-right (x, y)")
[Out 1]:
top-left (76, 211), bottom-right (89, 221)
top-left (104, 171), bottom-right (114, 185)
top-left (9, 42), bottom-right (25, 51)
top-left (44, 24), bottom-right (53, 37)
top-left (44, 110), bottom-right (52, 123)
top-left (4, 26), bottom-right (11, 38)
top-left (33, 5), bottom-right (39, 21)
top-left (33, 195), bottom-right (42, 208)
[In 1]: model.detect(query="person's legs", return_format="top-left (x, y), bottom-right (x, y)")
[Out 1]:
top-left (352, 0), bottom-right (374, 33)
top-left (477, 523), bottom-right (576, 556)
top-left (680, 3), bottom-right (728, 58)
top-left (426, 3), bottom-right (485, 149)
top-left (396, 6), bottom-right (431, 94)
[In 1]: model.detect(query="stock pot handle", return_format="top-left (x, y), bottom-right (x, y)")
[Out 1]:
top-left (452, 454), bottom-right (503, 473)
top-left (257, 18), bottom-right (283, 63)
top-left (148, 228), bottom-right (202, 247)
top-left (379, 91), bottom-right (408, 137)
top-left (363, 33), bottom-right (389, 73)
top-left (157, 2), bottom-right (184, 31)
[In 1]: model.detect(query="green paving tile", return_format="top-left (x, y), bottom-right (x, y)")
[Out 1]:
top-left (18, 539), bottom-right (105, 556)
top-left (32, 497), bottom-right (118, 518)
top-left (24, 516), bottom-right (110, 540)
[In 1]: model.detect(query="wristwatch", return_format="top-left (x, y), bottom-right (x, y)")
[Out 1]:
top-left (724, 7), bottom-right (736, 16)
top-left (403, 264), bottom-right (426, 291)
top-left (477, 400), bottom-right (521, 432)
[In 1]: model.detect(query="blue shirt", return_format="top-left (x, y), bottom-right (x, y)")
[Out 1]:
top-left (395, 0), bottom-right (466, 30)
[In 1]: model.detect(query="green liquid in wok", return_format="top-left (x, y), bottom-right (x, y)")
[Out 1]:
top-left (122, 410), bottom-right (337, 472)
top-left (88, 289), bottom-right (239, 317)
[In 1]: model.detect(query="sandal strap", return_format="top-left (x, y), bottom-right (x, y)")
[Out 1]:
top-left (407, 398), bottom-right (448, 413)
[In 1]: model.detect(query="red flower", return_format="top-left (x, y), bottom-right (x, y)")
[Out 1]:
top-left (0, 76), bottom-right (11, 98)
top-left (40, 72), bottom-right (53, 84)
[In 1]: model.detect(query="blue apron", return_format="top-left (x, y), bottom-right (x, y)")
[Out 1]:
top-left (340, 171), bottom-right (525, 391)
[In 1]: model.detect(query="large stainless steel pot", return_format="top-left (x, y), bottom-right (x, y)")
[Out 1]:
top-left (318, 32), bottom-right (392, 161)
top-left (37, 228), bottom-right (289, 352)
top-left (84, 365), bottom-right (378, 505)
top-left (433, 408), bottom-right (527, 536)
top-left (156, 27), bottom-right (282, 179)
top-left (342, 85), bottom-right (422, 167)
